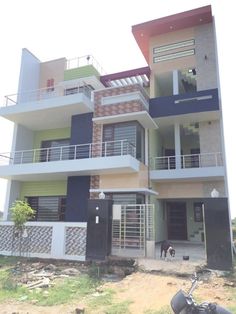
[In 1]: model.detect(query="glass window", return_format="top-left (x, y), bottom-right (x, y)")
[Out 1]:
top-left (40, 138), bottom-right (70, 162)
top-left (103, 122), bottom-right (144, 162)
top-left (27, 196), bottom-right (66, 221)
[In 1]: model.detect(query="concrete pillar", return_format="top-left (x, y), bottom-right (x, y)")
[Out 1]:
top-left (146, 240), bottom-right (156, 258)
top-left (145, 129), bottom-right (149, 165)
top-left (174, 123), bottom-right (181, 169)
top-left (173, 70), bottom-right (179, 95)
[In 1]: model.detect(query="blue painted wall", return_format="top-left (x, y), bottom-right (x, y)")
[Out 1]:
top-left (65, 176), bottom-right (90, 222)
top-left (70, 113), bottom-right (93, 145)
top-left (149, 89), bottom-right (219, 118)
top-left (66, 113), bottom-right (93, 221)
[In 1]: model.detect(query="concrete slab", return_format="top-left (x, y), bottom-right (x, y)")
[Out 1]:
top-left (112, 241), bottom-right (206, 276)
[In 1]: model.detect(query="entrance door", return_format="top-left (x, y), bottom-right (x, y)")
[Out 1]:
top-left (167, 202), bottom-right (187, 240)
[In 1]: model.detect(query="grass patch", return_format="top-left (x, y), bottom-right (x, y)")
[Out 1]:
top-left (87, 288), bottom-right (132, 313)
top-left (88, 289), bottom-right (114, 308)
top-left (27, 275), bottom-right (99, 306)
top-left (105, 300), bottom-right (132, 314)
top-left (0, 268), bottom-right (28, 302)
top-left (0, 255), bottom-right (18, 267)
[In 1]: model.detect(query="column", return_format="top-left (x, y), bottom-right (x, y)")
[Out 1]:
top-left (174, 123), bottom-right (181, 169)
top-left (173, 70), bottom-right (179, 95)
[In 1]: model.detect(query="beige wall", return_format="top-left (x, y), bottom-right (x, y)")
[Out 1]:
top-left (148, 22), bottom-right (217, 96)
top-left (153, 180), bottom-right (225, 198)
top-left (39, 58), bottom-right (66, 89)
top-left (149, 28), bottom-right (196, 74)
top-left (100, 163), bottom-right (149, 189)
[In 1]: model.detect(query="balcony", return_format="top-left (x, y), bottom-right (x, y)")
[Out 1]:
top-left (150, 152), bottom-right (224, 181)
top-left (0, 140), bottom-right (139, 180)
top-left (0, 84), bottom-right (94, 130)
top-left (149, 89), bottom-right (219, 120)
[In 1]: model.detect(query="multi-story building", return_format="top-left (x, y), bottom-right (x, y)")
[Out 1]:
top-left (0, 6), bottom-right (233, 269)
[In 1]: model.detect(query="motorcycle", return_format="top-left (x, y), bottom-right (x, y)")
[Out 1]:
top-left (170, 272), bottom-right (232, 313)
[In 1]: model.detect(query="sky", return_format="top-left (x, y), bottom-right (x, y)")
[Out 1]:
top-left (0, 0), bottom-right (235, 218)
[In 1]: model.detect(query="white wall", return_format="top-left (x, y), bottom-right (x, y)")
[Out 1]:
top-left (13, 124), bottom-right (34, 151)
top-left (3, 180), bottom-right (20, 220)
top-left (17, 48), bottom-right (40, 103)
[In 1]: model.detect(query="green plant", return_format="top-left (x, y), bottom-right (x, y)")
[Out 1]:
top-left (87, 261), bottom-right (106, 279)
top-left (10, 200), bottom-right (35, 230)
top-left (9, 200), bottom-right (35, 256)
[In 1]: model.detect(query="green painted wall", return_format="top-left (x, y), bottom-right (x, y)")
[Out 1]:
top-left (64, 65), bottom-right (100, 81)
top-left (20, 181), bottom-right (67, 199)
top-left (153, 198), bottom-right (167, 242)
top-left (34, 127), bottom-right (71, 149)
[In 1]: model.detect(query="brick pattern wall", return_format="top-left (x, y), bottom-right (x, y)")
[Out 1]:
top-left (90, 84), bottom-right (148, 196)
top-left (91, 124), bottom-right (102, 157)
top-left (195, 24), bottom-right (217, 91)
top-left (89, 84), bottom-right (149, 199)
top-left (94, 84), bottom-right (148, 118)
top-left (90, 175), bottom-right (100, 199)
top-left (65, 227), bottom-right (87, 256)
top-left (0, 225), bottom-right (52, 254)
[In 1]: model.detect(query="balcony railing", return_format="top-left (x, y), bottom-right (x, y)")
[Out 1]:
top-left (4, 84), bottom-right (93, 107)
top-left (66, 54), bottom-right (106, 75)
top-left (0, 140), bottom-right (136, 166)
top-left (152, 152), bottom-right (223, 170)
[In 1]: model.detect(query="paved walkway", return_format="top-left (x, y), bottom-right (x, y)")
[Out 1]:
top-left (139, 242), bottom-right (206, 275)
top-left (113, 241), bottom-right (206, 276)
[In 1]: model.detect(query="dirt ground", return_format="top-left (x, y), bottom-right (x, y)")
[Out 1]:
top-left (0, 271), bottom-right (234, 314)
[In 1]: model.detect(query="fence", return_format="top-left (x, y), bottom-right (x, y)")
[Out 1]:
top-left (0, 221), bottom-right (87, 261)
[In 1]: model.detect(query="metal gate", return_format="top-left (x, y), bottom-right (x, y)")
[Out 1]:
top-left (112, 204), bottom-right (155, 256)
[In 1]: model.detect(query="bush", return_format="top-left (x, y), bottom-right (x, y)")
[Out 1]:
top-left (10, 200), bottom-right (35, 230)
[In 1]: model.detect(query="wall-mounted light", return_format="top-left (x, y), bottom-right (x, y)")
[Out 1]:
top-left (99, 191), bottom-right (105, 199)
top-left (211, 188), bottom-right (219, 198)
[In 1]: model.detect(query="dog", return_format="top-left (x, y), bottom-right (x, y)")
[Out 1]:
top-left (160, 240), bottom-right (175, 259)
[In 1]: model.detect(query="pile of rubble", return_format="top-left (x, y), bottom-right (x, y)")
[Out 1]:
top-left (10, 261), bottom-right (87, 290)
top-left (10, 257), bottom-right (137, 289)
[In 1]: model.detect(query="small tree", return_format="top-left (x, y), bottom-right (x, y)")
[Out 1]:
top-left (10, 200), bottom-right (35, 257)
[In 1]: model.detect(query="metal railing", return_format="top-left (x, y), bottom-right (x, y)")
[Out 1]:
top-left (0, 140), bottom-right (136, 166)
top-left (112, 204), bottom-right (155, 251)
top-left (153, 152), bottom-right (223, 170)
top-left (4, 84), bottom-right (93, 107)
top-left (66, 55), bottom-right (106, 75)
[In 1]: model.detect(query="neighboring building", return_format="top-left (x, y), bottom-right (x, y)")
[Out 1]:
top-left (0, 6), bottom-right (233, 269)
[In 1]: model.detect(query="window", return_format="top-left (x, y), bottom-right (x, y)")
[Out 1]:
top-left (27, 196), bottom-right (66, 221)
top-left (153, 49), bottom-right (195, 63)
top-left (46, 78), bottom-right (54, 92)
top-left (40, 138), bottom-right (70, 162)
top-left (110, 193), bottom-right (145, 205)
top-left (153, 39), bottom-right (195, 54)
top-left (64, 85), bottom-right (93, 97)
top-left (103, 122), bottom-right (144, 162)
top-left (65, 87), bottom-right (78, 95)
